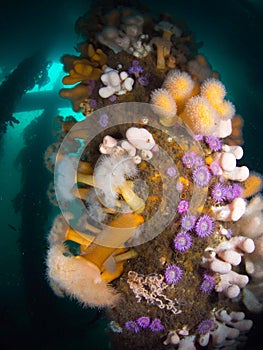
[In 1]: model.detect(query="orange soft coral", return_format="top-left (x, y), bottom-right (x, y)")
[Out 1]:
top-left (242, 173), bottom-right (263, 198)
top-left (59, 83), bottom-right (90, 111)
top-left (61, 43), bottom-right (107, 84)
top-left (226, 114), bottom-right (244, 146)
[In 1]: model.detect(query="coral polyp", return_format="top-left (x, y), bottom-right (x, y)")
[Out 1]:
top-left (200, 273), bottom-right (216, 293)
top-left (165, 264), bottom-right (183, 284)
top-left (174, 232), bottom-right (192, 252)
top-left (197, 319), bottom-right (216, 335)
top-left (181, 214), bottom-right (197, 231)
top-left (192, 166), bottom-right (211, 187)
top-left (195, 214), bottom-right (214, 238)
top-left (44, 2), bottom-right (262, 350)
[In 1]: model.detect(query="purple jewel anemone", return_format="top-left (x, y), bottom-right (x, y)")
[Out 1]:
top-left (194, 155), bottom-right (205, 167)
top-left (177, 200), bottom-right (189, 214)
top-left (128, 60), bottom-right (144, 75)
top-left (181, 214), bottom-right (197, 231)
top-left (182, 151), bottom-right (197, 168)
top-left (99, 113), bottom-right (109, 127)
top-left (174, 232), bottom-right (192, 252)
top-left (225, 183), bottom-right (243, 201)
top-left (195, 214), bottom-right (214, 238)
top-left (149, 319), bottom-right (165, 332)
top-left (198, 319), bottom-right (216, 334)
top-left (212, 183), bottom-right (226, 202)
top-left (205, 135), bottom-right (222, 151)
top-left (209, 160), bottom-right (222, 176)
top-left (89, 98), bottom-right (97, 108)
top-left (165, 265), bottom-right (183, 284)
top-left (125, 320), bottom-right (140, 333)
top-left (138, 74), bottom-right (150, 86)
top-left (193, 166), bottom-right (211, 187)
top-left (109, 94), bottom-right (117, 102)
top-left (194, 134), bottom-right (204, 141)
top-left (200, 273), bottom-right (215, 293)
top-left (166, 166), bottom-right (177, 177)
top-left (137, 316), bottom-right (150, 328)
top-left (226, 228), bottom-right (233, 239)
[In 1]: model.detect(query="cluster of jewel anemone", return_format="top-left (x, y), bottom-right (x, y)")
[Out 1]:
top-left (128, 59), bottom-right (150, 87)
top-left (211, 182), bottom-right (243, 203)
top-left (125, 317), bottom-right (165, 333)
top-left (179, 213), bottom-right (215, 238)
top-left (181, 149), bottom-right (212, 187)
top-left (200, 273), bottom-right (216, 293)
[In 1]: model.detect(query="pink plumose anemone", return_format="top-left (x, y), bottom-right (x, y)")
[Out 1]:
top-left (162, 69), bottom-right (195, 109)
top-left (180, 96), bottom-right (219, 136)
top-left (150, 88), bottom-right (177, 118)
top-left (46, 244), bottom-right (119, 308)
top-left (47, 213), bottom-right (73, 246)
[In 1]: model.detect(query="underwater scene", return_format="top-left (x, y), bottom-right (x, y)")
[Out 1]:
top-left (0, 0), bottom-right (263, 349)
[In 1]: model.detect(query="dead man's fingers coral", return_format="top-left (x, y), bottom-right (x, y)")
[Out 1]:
top-left (215, 270), bottom-right (249, 298)
top-left (212, 197), bottom-right (247, 221)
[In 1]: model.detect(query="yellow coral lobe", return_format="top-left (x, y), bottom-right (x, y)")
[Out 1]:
top-left (72, 187), bottom-right (90, 201)
top-left (242, 174), bottom-right (263, 198)
top-left (118, 181), bottom-right (146, 213)
top-left (77, 160), bottom-right (93, 175)
top-left (109, 213), bottom-right (144, 229)
top-left (101, 261), bottom-right (125, 282)
top-left (114, 249), bottom-right (138, 263)
top-left (66, 226), bottom-right (94, 248)
top-left (80, 213), bottom-right (144, 270)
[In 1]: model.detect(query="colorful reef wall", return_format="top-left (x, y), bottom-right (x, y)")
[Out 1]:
top-left (44, 1), bottom-right (263, 349)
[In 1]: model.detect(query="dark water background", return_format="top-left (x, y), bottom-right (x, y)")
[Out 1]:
top-left (0, 1), bottom-right (262, 349)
